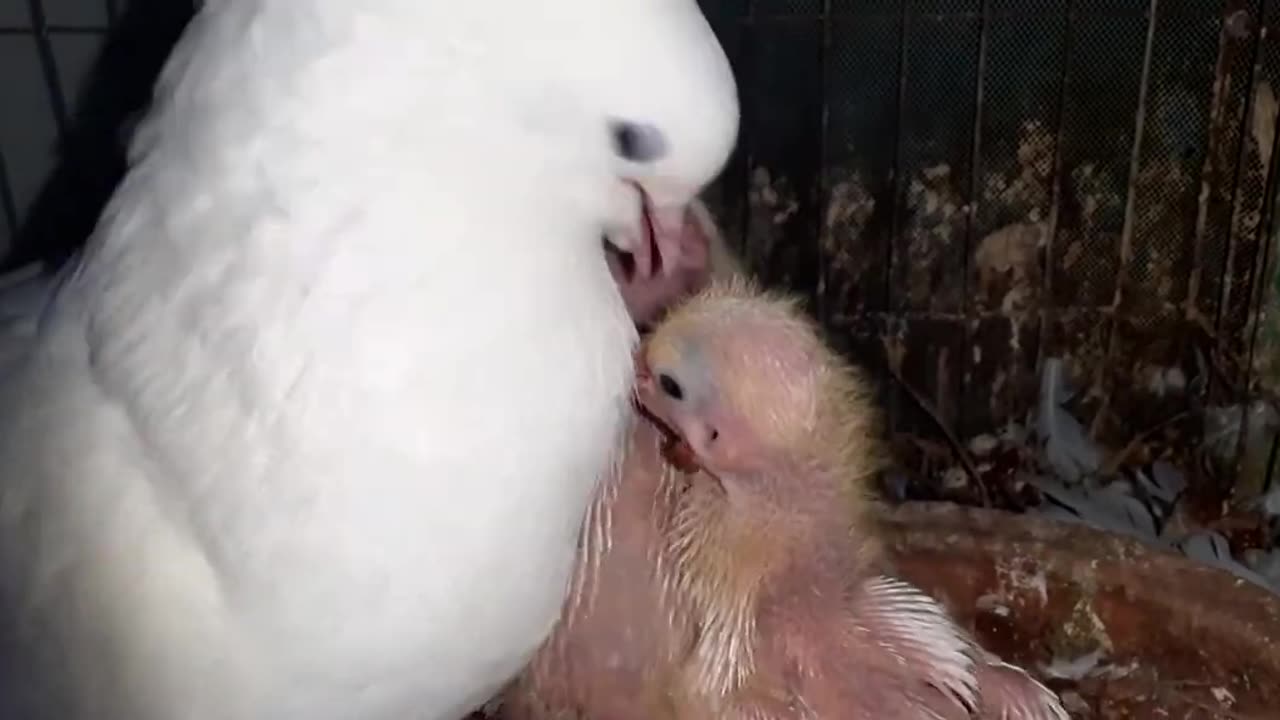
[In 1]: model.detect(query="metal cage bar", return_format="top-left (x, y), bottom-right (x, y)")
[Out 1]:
top-left (0, 150), bottom-right (18, 240)
top-left (25, 0), bottom-right (70, 141)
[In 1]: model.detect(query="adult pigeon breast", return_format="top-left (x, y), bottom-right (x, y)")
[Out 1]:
top-left (0, 1), bottom-right (738, 719)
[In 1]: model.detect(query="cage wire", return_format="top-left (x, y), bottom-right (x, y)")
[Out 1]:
top-left (3, 0), bottom-right (1280, 491)
top-left (696, 0), bottom-right (1280, 496)
top-left (0, 0), bottom-right (113, 245)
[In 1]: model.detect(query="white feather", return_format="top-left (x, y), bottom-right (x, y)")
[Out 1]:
top-left (856, 576), bottom-right (980, 712)
top-left (0, 1), bottom-right (738, 718)
top-left (978, 652), bottom-right (1069, 720)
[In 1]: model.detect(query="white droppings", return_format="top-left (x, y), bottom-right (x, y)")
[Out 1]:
top-left (975, 593), bottom-right (1011, 618)
top-left (1211, 686), bottom-right (1236, 706)
top-left (996, 560), bottom-right (1049, 609)
top-left (1040, 650), bottom-right (1105, 681)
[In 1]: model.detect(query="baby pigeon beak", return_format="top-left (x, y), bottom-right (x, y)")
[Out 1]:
top-left (633, 345), bottom-right (654, 394)
top-left (632, 349), bottom-right (703, 475)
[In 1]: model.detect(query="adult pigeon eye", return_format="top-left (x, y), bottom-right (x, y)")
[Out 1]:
top-left (609, 119), bottom-right (667, 163)
top-left (658, 372), bottom-right (684, 401)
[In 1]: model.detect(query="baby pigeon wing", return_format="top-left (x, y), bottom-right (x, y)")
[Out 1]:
top-left (973, 653), bottom-right (1069, 720)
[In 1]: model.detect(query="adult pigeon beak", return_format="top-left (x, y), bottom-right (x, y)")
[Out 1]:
top-left (608, 181), bottom-right (691, 282)
top-left (633, 201), bottom-right (690, 281)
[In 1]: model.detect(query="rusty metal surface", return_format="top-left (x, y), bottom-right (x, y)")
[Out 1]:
top-left (883, 501), bottom-right (1280, 718)
top-left (699, 0), bottom-right (1280, 479)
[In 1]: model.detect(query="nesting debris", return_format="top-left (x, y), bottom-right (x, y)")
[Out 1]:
top-left (889, 355), bottom-right (1280, 598)
top-left (1037, 358), bottom-right (1103, 484)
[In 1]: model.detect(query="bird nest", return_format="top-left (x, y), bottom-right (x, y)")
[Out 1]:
top-left (884, 502), bottom-right (1280, 719)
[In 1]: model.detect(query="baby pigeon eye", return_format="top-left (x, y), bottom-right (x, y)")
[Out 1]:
top-left (609, 119), bottom-right (667, 163)
top-left (658, 373), bottom-right (684, 401)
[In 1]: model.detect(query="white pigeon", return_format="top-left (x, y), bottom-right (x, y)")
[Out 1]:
top-left (0, 0), bottom-right (738, 718)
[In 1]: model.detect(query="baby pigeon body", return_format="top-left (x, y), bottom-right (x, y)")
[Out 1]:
top-left (506, 280), bottom-right (1067, 720)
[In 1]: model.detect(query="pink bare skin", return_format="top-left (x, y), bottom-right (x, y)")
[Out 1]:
top-left (607, 197), bottom-right (744, 331)
top-left (502, 280), bottom-right (1066, 720)
top-left (500, 415), bottom-right (694, 720)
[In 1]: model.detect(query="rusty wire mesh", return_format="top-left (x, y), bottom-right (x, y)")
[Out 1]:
top-left (699, 0), bottom-right (1280, 476)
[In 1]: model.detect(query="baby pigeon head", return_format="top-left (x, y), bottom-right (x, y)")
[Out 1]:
top-left (635, 278), bottom-right (883, 512)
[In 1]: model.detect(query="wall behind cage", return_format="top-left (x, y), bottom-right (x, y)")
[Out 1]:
top-left (0, 0), bottom-right (191, 272)
top-left (697, 0), bottom-right (1280, 453)
top-left (4, 0), bottom-right (1280, 459)
top-left (0, 0), bottom-right (113, 253)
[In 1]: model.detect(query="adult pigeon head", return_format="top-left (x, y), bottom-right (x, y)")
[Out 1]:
top-left (463, 0), bottom-right (741, 279)
top-left (582, 0), bottom-right (741, 281)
